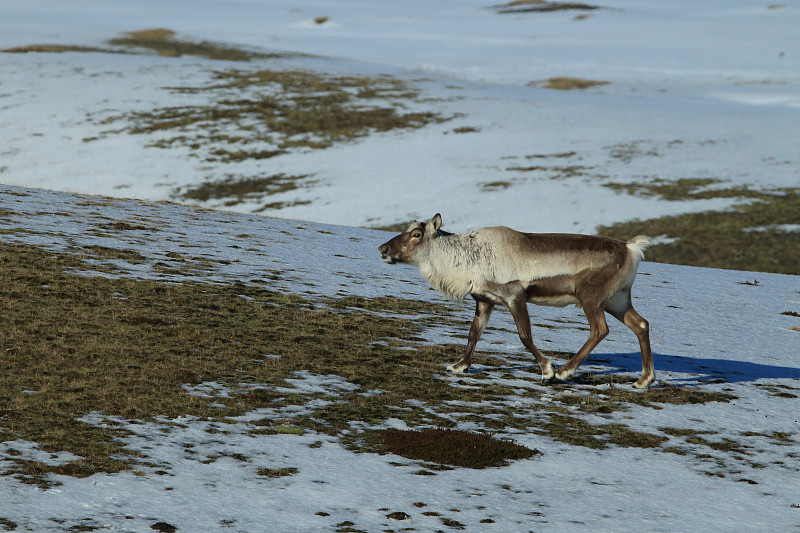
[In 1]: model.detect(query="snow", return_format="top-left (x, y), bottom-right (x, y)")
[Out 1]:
top-left (1, 1), bottom-right (800, 531)
top-left (2, 0), bottom-right (799, 233)
top-left (2, 185), bottom-right (799, 531)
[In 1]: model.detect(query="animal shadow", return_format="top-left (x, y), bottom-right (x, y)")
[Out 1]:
top-left (459, 351), bottom-right (800, 385)
top-left (581, 351), bottom-right (800, 385)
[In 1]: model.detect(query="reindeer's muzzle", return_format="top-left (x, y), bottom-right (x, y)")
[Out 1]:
top-left (378, 243), bottom-right (396, 264)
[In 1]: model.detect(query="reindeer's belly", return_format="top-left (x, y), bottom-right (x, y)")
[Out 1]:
top-left (521, 274), bottom-right (579, 307)
top-left (527, 294), bottom-right (580, 308)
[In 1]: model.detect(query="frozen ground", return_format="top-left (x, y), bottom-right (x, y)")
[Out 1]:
top-left (1, 0), bottom-right (798, 233)
top-left (1, 1), bottom-right (799, 531)
top-left (1, 184), bottom-right (799, 532)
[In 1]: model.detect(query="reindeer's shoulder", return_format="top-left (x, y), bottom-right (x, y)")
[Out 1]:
top-left (472, 225), bottom-right (522, 240)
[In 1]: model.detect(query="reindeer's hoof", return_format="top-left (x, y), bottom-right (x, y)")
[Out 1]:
top-left (554, 368), bottom-right (570, 381)
top-left (447, 362), bottom-right (469, 373)
top-left (540, 362), bottom-right (555, 382)
top-left (633, 374), bottom-right (655, 389)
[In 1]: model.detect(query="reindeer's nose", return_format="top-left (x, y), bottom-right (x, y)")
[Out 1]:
top-left (379, 243), bottom-right (395, 263)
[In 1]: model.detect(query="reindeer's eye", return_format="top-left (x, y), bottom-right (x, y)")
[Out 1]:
top-left (412, 231), bottom-right (422, 239)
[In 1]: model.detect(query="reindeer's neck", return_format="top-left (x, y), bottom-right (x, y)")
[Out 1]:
top-left (415, 233), bottom-right (495, 301)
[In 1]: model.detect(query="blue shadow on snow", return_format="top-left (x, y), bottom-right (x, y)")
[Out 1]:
top-left (464, 351), bottom-right (800, 384)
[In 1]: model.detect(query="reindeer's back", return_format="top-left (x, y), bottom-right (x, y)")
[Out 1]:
top-left (475, 227), bottom-right (630, 283)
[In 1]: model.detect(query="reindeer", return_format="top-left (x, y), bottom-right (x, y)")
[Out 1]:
top-left (378, 214), bottom-right (654, 388)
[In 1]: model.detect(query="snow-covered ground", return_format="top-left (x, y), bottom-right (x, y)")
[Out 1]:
top-left (1, 184), bottom-right (799, 532)
top-left (1, 0), bottom-right (798, 233)
top-left (2, 1), bottom-right (799, 531)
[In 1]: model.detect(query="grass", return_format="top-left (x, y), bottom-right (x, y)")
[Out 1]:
top-left (84, 49), bottom-right (446, 209)
top-left (8, 30), bottom-right (797, 276)
top-left (603, 177), bottom-right (763, 201)
top-left (1, 44), bottom-right (122, 55)
top-left (451, 126), bottom-right (481, 134)
top-left (491, 147), bottom-right (799, 275)
top-left (480, 180), bottom-right (514, 191)
top-left (494, 1), bottom-right (599, 14)
top-left (0, 241), bottom-right (466, 485)
top-left (257, 467), bottom-right (299, 478)
top-left (94, 68), bottom-right (445, 210)
top-left (98, 68), bottom-right (442, 154)
top-left (599, 187), bottom-right (800, 274)
top-left (506, 163), bottom-right (590, 177)
top-left (605, 140), bottom-right (664, 163)
top-left (151, 523), bottom-right (177, 533)
top-left (528, 77), bottom-right (610, 90)
top-left (497, 151), bottom-right (593, 184)
top-left (537, 414), bottom-right (667, 449)
top-left (376, 428), bottom-right (540, 468)
top-left (1, 28), bottom-right (292, 61)
top-left (369, 221), bottom-right (417, 232)
top-left (0, 240), bottom-right (740, 486)
top-left (107, 28), bottom-right (291, 61)
top-left (5, 28), bottom-right (446, 214)
top-left (177, 173), bottom-right (313, 207)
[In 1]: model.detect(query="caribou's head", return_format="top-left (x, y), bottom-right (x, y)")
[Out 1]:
top-left (379, 213), bottom-right (442, 265)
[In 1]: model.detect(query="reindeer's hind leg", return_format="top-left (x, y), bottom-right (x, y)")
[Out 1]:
top-left (448, 299), bottom-right (494, 373)
top-left (555, 305), bottom-right (609, 382)
top-left (609, 306), bottom-right (654, 389)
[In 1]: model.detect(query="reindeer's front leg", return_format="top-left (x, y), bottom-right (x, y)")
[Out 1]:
top-left (448, 299), bottom-right (493, 373)
top-left (507, 293), bottom-right (555, 381)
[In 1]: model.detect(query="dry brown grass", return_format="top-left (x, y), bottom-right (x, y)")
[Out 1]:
top-left (1, 27), bottom-right (298, 62)
top-left (98, 68), bottom-right (443, 155)
top-left (529, 76), bottom-right (611, 90)
top-left (178, 173), bottom-right (313, 206)
top-left (107, 28), bottom-right (272, 61)
top-left (494, 1), bottom-right (600, 14)
top-left (93, 68), bottom-right (445, 210)
top-left (377, 428), bottom-right (540, 468)
top-left (600, 187), bottom-right (800, 274)
top-left (120, 28), bottom-right (176, 41)
top-left (0, 240), bottom-right (740, 486)
top-left (1, 44), bottom-right (121, 54)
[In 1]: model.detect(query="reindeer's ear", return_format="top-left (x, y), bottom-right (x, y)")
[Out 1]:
top-left (427, 213), bottom-right (442, 235)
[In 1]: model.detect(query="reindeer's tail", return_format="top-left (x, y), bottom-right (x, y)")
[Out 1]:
top-left (626, 235), bottom-right (650, 263)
